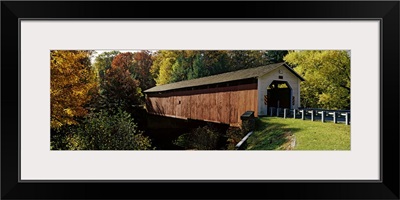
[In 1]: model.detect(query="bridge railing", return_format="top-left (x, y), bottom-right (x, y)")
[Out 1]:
top-left (268, 107), bottom-right (350, 125)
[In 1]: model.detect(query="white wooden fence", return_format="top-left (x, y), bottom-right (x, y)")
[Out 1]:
top-left (269, 107), bottom-right (350, 125)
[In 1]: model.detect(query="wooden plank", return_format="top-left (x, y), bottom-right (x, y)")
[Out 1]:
top-left (170, 96), bottom-right (174, 116)
top-left (221, 91), bottom-right (230, 124)
top-left (161, 97), bottom-right (166, 115)
top-left (166, 96), bottom-right (172, 116)
top-left (210, 92), bottom-right (217, 122)
top-left (157, 97), bottom-right (163, 115)
top-left (190, 94), bottom-right (195, 119)
top-left (175, 96), bottom-right (180, 117)
top-left (205, 93), bottom-right (210, 121)
top-left (229, 90), bottom-right (238, 124)
top-left (214, 92), bottom-right (222, 122)
top-left (146, 97), bottom-right (153, 113)
top-left (195, 94), bottom-right (201, 120)
top-left (217, 91), bottom-right (223, 123)
top-left (181, 95), bottom-right (189, 119)
top-left (237, 90), bottom-right (245, 123)
top-left (199, 93), bottom-right (205, 120)
top-left (196, 94), bottom-right (201, 120)
top-left (169, 96), bottom-right (173, 115)
top-left (151, 98), bottom-right (156, 114)
top-left (191, 94), bottom-right (197, 120)
top-left (156, 97), bottom-right (161, 114)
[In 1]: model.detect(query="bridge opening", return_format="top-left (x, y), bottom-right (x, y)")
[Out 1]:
top-left (267, 80), bottom-right (292, 109)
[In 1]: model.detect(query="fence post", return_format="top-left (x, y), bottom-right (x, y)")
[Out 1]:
top-left (276, 108), bottom-right (280, 117)
top-left (293, 109), bottom-right (296, 119)
top-left (284, 109), bottom-right (287, 119)
top-left (301, 110), bottom-right (305, 120)
top-left (342, 112), bottom-right (350, 125)
top-left (321, 111), bottom-right (325, 123)
top-left (309, 110), bottom-right (314, 121)
top-left (270, 107), bottom-right (273, 116)
top-left (332, 112), bottom-right (337, 123)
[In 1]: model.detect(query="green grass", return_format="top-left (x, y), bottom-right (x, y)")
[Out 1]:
top-left (246, 117), bottom-right (350, 150)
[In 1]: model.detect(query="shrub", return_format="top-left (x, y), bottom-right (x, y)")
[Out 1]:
top-left (50, 109), bottom-right (152, 150)
top-left (173, 124), bottom-right (221, 150)
top-left (225, 127), bottom-right (245, 150)
top-left (51, 125), bottom-right (86, 150)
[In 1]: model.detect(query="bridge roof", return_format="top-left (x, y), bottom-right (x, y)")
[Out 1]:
top-left (144, 62), bottom-right (304, 93)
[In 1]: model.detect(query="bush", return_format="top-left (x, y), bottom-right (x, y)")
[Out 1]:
top-left (225, 127), bottom-right (245, 150)
top-left (173, 124), bottom-right (221, 150)
top-left (51, 125), bottom-right (85, 150)
top-left (50, 109), bottom-right (152, 150)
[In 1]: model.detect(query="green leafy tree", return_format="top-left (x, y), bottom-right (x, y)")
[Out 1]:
top-left (265, 50), bottom-right (288, 63)
top-left (151, 50), bottom-right (270, 85)
top-left (284, 50), bottom-right (350, 109)
top-left (226, 50), bottom-right (269, 71)
top-left (199, 50), bottom-right (229, 75)
top-left (170, 55), bottom-right (189, 83)
top-left (151, 50), bottom-right (181, 85)
top-left (188, 53), bottom-right (210, 79)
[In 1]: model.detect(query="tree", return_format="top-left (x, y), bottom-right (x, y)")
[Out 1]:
top-left (188, 53), bottom-right (209, 79)
top-left (152, 50), bottom-right (225, 84)
top-left (284, 50), bottom-right (350, 109)
top-left (199, 50), bottom-right (229, 76)
top-left (110, 52), bottom-right (135, 75)
top-left (265, 50), bottom-right (288, 64)
top-left (93, 50), bottom-right (120, 81)
top-left (50, 50), bottom-right (98, 129)
top-left (132, 50), bottom-right (156, 91)
top-left (101, 52), bottom-right (142, 111)
top-left (151, 50), bottom-right (271, 85)
top-left (226, 50), bottom-right (269, 71)
top-left (151, 50), bottom-right (181, 85)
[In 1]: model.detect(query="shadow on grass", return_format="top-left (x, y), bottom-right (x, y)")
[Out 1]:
top-left (246, 118), bottom-right (301, 150)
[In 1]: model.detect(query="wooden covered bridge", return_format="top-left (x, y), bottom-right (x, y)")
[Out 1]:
top-left (144, 62), bottom-right (305, 126)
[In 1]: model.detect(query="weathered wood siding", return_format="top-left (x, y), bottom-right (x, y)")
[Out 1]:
top-left (146, 83), bottom-right (258, 126)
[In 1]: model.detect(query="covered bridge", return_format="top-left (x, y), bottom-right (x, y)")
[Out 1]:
top-left (144, 62), bottom-right (305, 126)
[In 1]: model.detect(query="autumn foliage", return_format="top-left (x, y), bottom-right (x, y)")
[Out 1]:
top-left (132, 50), bottom-right (155, 91)
top-left (50, 50), bottom-right (98, 129)
top-left (101, 52), bottom-right (142, 111)
top-left (50, 50), bottom-right (153, 150)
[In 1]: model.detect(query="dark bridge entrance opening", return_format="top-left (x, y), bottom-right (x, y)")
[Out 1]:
top-left (267, 81), bottom-right (292, 109)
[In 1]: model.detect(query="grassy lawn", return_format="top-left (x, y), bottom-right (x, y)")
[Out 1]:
top-left (246, 117), bottom-right (350, 150)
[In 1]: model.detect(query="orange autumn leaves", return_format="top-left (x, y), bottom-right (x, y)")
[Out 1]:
top-left (50, 51), bottom-right (154, 129)
top-left (101, 52), bottom-right (142, 109)
top-left (50, 50), bottom-right (98, 128)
